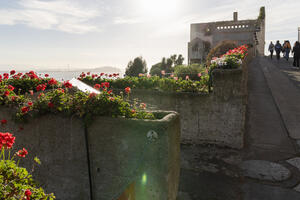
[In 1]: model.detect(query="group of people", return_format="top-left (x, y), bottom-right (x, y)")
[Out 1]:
top-left (268, 40), bottom-right (300, 67)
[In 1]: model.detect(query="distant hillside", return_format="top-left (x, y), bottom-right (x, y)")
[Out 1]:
top-left (89, 66), bottom-right (122, 73)
top-left (39, 66), bottom-right (122, 73)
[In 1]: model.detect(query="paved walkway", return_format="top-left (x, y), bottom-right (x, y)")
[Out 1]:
top-left (178, 56), bottom-right (300, 200)
top-left (242, 56), bottom-right (300, 200)
top-left (244, 57), bottom-right (296, 161)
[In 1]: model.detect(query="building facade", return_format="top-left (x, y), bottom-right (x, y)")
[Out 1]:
top-left (188, 7), bottom-right (265, 64)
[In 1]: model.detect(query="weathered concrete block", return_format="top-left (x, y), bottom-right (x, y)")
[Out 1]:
top-left (127, 85), bottom-right (245, 149)
top-left (0, 107), bottom-right (90, 200)
top-left (87, 111), bottom-right (181, 200)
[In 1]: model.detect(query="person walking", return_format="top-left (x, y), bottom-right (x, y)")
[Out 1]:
top-left (283, 40), bottom-right (292, 61)
top-left (292, 41), bottom-right (300, 68)
top-left (268, 41), bottom-right (275, 59)
top-left (275, 41), bottom-right (282, 60)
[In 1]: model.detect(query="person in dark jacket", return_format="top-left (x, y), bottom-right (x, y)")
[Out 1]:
top-left (275, 41), bottom-right (282, 60)
top-left (268, 41), bottom-right (275, 59)
top-left (292, 41), bottom-right (300, 67)
top-left (283, 40), bottom-right (292, 61)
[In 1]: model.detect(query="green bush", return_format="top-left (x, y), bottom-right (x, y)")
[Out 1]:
top-left (0, 159), bottom-right (55, 200)
top-left (173, 64), bottom-right (205, 81)
top-left (81, 75), bottom-right (210, 93)
top-left (0, 132), bottom-right (55, 200)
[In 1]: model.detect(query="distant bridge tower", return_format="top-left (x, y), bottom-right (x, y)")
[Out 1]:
top-left (298, 27), bottom-right (300, 42)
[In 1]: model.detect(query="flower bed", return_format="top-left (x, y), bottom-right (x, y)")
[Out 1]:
top-left (79, 45), bottom-right (248, 94)
top-left (0, 71), bottom-right (155, 123)
top-left (0, 71), bottom-right (181, 199)
top-left (0, 131), bottom-right (55, 200)
top-left (210, 45), bottom-right (248, 69)
top-left (81, 75), bottom-right (210, 93)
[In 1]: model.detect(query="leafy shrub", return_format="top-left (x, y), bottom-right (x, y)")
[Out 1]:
top-left (149, 54), bottom-right (184, 77)
top-left (206, 40), bottom-right (238, 67)
top-left (150, 63), bottom-right (163, 77)
top-left (14, 86), bottom-right (155, 123)
top-left (0, 132), bottom-right (55, 200)
top-left (173, 64), bottom-right (206, 81)
top-left (80, 75), bottom-right (210, 93)
top-left (5, 71), bottom-right (57, 94)
top-left (0, 71), bottom-right (155, 123)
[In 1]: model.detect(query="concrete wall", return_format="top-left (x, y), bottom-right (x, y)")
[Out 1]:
top-left (88, 112), bottom-right (180, 200)
top-left (0, 109), bottom-right (90, 200)
top-left (126, 51), bottom-right (254, 149)
top-left (256, 18), bottom-right (265, 56)
top-left (0, 109), bottom-right (180, 200)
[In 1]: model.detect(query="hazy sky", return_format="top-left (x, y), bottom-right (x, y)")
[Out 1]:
top-left (0, 0), bottom-right (299, 70)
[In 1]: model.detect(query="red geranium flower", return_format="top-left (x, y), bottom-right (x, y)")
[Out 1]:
top-left (80, 72), bottom-right (86, 78)
top-left (89, 93), bottom-right (97, 98)
top-left (125, 87), bottom-right (131, 94)
top-left (36, 84), bottom-right (46, 91)
top-left (4, 90), bottom-right (10, 97)
top-left (28, 102), bottom-right (33, 106)
top-left (94, 84), bottom-right (101, 90)
top-left (21, 106), bottom-right (30, 114)
top-left (29, 90), bottom-right (34, 96)
top-left (63, 81), bottom-right (72, 89)
top-left (25, 189), bottom-right (32, 200)
top-left (0, 132), bottom-right (15, 149)
top-left (48, 102), bottom-right (54, 108)
top-left (10, 70), bottom-right (16, 75)
top-left (16, 148), bottom-right (28, 158)
top-left (8, 85), bottom-right (15, 91)
top-left (1, 119), bottom-right (7, 125)
top-left (104, 82), bottom-right (109, 88)
top-left (3, 73), bottom-right (9, 79)
top-left (45, 74), bottom-right (49, 77)
top-left (48, 78), bottom-right (57, 85)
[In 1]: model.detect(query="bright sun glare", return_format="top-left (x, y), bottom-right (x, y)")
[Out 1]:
top-left (139, 0), bottom-right (180, 17)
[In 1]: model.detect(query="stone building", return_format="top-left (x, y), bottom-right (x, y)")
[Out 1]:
top-left (188, 7), bottom-right (265, 64)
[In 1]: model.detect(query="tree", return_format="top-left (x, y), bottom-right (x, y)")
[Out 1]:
top-left (149, 63), bottom-right (162, 77)
top-left (125, 57), bottom-right (147, 77)
top-left (174, 55), bottom-right (184, 66)
top-left (149, 54), bottom-right (185, 76)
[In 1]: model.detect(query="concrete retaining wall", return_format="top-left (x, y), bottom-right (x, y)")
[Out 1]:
top-left (88, 111), bottom-right (180, 200)
top-left (0, 109), bottom-right (180, 200)
top-left (124, 52), bottom-right (253, 149)
top-left (0, 108), bottom-right (90, 200)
